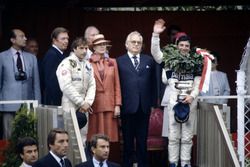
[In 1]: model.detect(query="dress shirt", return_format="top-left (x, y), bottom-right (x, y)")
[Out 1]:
top-left (127, 51), bottom-right (140, 67)
top-left (10, 47), bottom-right (25, 71)
top-left (52, 44), bottom-right (64, 55)
top-left (21, 162), bottom-right (32, 167)
top-left (49, 151), bottom-right (66, 167)
top-left (93, 157), bottom-right (108, 167)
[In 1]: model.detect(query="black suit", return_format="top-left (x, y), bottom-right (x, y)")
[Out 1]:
top-left (40, 46), bottom-right (66, 105)
top-left (75, 160), bottom-right (120, 167)
top-left (32, 153), bottom-right (72, 167)
top-left (117, 53), bottom-right (156, 167)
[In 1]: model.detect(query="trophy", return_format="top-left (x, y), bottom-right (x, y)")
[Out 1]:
top-left (175, 81), bottom-right (193, 102)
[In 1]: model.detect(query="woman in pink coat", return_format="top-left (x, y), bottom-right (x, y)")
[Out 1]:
top-left (88, 34), bottom-right (121, 142)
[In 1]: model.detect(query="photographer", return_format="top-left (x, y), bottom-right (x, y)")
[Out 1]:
top-left (0, 29), bottom-right (41, 139)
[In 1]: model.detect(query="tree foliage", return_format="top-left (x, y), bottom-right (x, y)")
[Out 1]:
top-left (1, 104), bottom-right (37, 167)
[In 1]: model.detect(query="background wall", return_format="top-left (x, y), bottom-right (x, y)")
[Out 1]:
top-left (1, 9), bottom-right (250, 131)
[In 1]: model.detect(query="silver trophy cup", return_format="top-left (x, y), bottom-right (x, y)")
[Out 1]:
top-left (175, 81), bottom-right (193, 102)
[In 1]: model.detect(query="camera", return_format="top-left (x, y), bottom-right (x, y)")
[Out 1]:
top-left (15, 71), bottom-right (27, 81)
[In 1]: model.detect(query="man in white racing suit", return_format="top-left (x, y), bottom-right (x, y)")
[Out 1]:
top-left (151, 19), bottom-right (201, 167)
top-left (56, 37), bottom-right (96, 144)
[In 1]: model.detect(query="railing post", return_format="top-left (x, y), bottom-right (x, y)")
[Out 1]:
top-left (236, 70), bottom-right (246, 167)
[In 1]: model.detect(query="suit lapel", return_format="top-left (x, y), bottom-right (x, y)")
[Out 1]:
top-left (92, 62), bottom-right (104, 85)
top-left (22, 52), bottom-right (29, 72)
top-left (138, 54), bottom-right (145, 73)
top-left (48, 153), bottom-right (61, 167)
top-left (103, 59), bottom-right (109, 81)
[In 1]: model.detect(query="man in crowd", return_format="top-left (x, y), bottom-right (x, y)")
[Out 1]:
top-left (75, 134), bottom-right (120, 167)
top-left (84, 26), bottom-right (99, 60)
top-left (0, 29), bottom-right (41, 139)
top-left (17, 137), bottom-right (38, 167)
top-left (24, 38), bottom-right (39, 56)
top-left (56, 37), bottom-right (96, 144)
top-left (33, 128), bottom-right (72, 167)
top-left (40, 27), bottom-right (69, 105)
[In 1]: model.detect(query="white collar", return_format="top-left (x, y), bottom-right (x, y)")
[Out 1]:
top-left (22, 162), bottom-right (32, 167)
top-left (10, 47), bottom-right (22, 56)
top-left (127, 51), bottom-right (139, 59)
top-left (52, 44), bottom-right (64, 55)
top-left (49, 151), bottom-right (65, 165)
top-left (92, 157), bottom-right (107, 167)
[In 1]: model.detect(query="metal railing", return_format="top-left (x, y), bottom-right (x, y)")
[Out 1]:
top-left (197, 102), bottom-right (240, 167)
top-left (36, 105), bottom-right (86, 166)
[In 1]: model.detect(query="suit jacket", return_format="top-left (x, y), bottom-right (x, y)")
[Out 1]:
top-left (32, 153), bottom-right (72, 167)
top-left (200, 70), bottom-right (230, 104)
top-left (41, 46), bottom-right (66, 105)
top-left (117, 53), bottom-right (156, 114)
top-left (90, 55), bottom-right (121, 112)
top-left (0, 48), bottom-right (41, 112)
top-left (75, 160), bottom-right (121, 167)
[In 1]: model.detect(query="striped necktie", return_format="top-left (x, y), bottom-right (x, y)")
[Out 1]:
top-left (132, 56), bottom-right (139, 71)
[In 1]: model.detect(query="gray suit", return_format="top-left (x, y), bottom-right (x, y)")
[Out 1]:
top-left (200, 70), bottom-right (230, 104)
top-left (0, 48), bottom-right (41, 138)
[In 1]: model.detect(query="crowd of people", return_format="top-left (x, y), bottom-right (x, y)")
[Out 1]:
top-left (0, 18), bottom-right (231, 167)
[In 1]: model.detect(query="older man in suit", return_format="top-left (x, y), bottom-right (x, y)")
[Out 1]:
top-left (17, 137), bottom-right (38, 167)
top-left (0, 29), bottom-right (41, 139)
top-left (40, 27), bottom-right (69, 105)
top-left (117, 31), bottom-right (156, 167)
top-left (33, 128), bottom-right (72, 167)
top-left (75, 134), bottom-right (120, 167)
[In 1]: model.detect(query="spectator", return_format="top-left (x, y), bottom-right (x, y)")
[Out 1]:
top-left (84, 26), bottom-right (100, 60)
top-left (0, 29), bottom-right (41, 139)
top-left (75, 134), bottom-right (120, 167)
top-left (87, 34), bottom-right (121, 143)
top-left (24, 38), bottom-right (39, 56)
top-left (117, 31), bottom-right (156, 167)
top-left (200, 51), bottom-right (230, 104)
top-left (40, 27), bottom-right (69, 105)
top-left (56, 37), bottom-right (96, 144)
top-left (17, 137), bottom-right (38, 167)
top-left (33, 128), bottom-right (72, 167)
top-left (167, 25), bottom-right (181, 44)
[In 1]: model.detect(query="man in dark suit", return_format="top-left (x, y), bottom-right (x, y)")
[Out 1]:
top-left (40, 27), bottom-right (69, 105)
top-left (117, 31), bottom-right (156, 167)
top-left (33, 128), bottom-right (72, 167)
top-left (0, 29), bottom-right (41, 139)
top-left (75, 134), bottom-right (120, 167)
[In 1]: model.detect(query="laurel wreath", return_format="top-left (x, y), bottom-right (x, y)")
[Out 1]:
top-left (162, 44), bottom-right (203, 74)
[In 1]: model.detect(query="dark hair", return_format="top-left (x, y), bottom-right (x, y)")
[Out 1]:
top-left (16, 137), bottom-right (38, 155)
top-left (50, 27), bottom-right (68, 40)
top-left (10, 29), bottom-right (17, 39)
top-left (176, 35), bottom-right (191, 45)
top-left (71, 37), bottom-right (88, 51)
top-left (167, 25), bottom-right (181, 36)
top-left (90, 134), bottom-right (110, 148)
top-left (47, 128), bottom-right (68, 150)
top-left (26, 37), bottom-right (38, 43)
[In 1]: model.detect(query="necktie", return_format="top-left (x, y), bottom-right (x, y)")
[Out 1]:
top-left (99, 161), bottom-right (103, 167)
top-left (60, 158), bottom-right (66, 167)
top-left (16, 51), bottom-right (23, 71)
top-left (132, 56), bottom-right (139, 71)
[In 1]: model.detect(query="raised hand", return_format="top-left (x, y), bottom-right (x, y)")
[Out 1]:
top-left (153, 18), bottom-right (166, 34)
